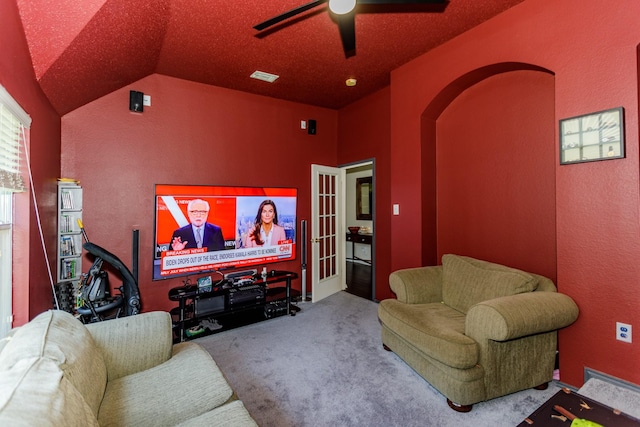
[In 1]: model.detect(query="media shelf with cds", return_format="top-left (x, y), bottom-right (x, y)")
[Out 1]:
top-left (168, 270), bottom-right (299, 342)
top-left (56, 180), bottom-right (83, 284)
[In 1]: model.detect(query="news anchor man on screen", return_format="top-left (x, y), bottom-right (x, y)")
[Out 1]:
top-left (244, 199), bottom-right (287, 248)
top-left (169, 199), bottom-right (225, 251)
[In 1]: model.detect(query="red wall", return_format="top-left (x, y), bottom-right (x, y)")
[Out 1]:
top-left (388, 0), bottom-right (640, 387)
top-left (436, 70), bottom-right (556, 280)
top-left (1, 0), bottom-right (62, 326)
top-left (61, 74), bottom-right (338, 313)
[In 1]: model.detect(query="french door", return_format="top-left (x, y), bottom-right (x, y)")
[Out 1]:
top-left (310, 165), bottom-right (345, 302)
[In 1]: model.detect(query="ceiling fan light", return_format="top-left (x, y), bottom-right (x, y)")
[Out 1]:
top-left (329, 0), bottom-right (356, 15)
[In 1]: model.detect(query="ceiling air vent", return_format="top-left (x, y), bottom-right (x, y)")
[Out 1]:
top-left (250, 70), bottom-right (279, 83)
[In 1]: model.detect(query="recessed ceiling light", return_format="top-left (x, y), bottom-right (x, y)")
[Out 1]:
top-left (345, 78), bottom-right (357, 87)
top-left (250, 70), bottom-right (279, 83)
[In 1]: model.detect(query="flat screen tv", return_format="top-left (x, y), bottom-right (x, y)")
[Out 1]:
top-left (153, 184), bottom-right (297, 281)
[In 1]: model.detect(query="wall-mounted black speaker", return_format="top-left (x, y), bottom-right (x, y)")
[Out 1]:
top-left (129, 90), bottom-right (144, 112)
top-left (308, 119), bottom-right (316, 135)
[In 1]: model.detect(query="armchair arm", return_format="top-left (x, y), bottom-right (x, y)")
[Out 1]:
top-left (85, 311), bottom-right (174, 381)
top-left (465, 292), bottom-right (579, 341)
top-left (389, 266), bottom-right (443, 304)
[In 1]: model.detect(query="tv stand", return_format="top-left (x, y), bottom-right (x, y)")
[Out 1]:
top-left (168, 270), bottom-right (299, 342)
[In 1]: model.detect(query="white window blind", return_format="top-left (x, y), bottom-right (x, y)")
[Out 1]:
top-left (0, 86), bottom-right (30, 337)
top-left (0, 85), bottom-right (30, 193)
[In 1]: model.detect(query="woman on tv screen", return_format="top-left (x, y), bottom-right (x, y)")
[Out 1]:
top-left (244, 199), bottom-right (286, 247)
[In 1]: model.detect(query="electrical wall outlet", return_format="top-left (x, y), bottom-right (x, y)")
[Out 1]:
top-left (616, 322), bottom-right (632, 343)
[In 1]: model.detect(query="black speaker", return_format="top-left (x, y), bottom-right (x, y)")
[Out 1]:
top-left (300, 219), bottom-right (309, 302)
top-left (300, 220), bottom-right (307, 265)
top-left (129, 90), bottom-right (144, 112)
top-left (132, 229), bottom-right (139, 285)
top-left (308, 119), bottom-right (316, 135)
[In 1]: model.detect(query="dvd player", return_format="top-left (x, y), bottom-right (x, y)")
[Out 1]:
top-left (227, 284), bottom-right (264, 307)
top-left (224, 269), bottom-right (257, 282)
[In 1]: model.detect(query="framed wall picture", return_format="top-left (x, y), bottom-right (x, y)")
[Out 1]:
top-left (559, 107), bottom-right (624, 165)
top-left (356, 176), bottom-right (372, 220)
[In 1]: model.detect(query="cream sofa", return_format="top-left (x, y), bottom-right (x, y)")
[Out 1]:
top-left (378, 254), bottom-right (579, 412)
top-left (0, 310), bottom-right (257, 426)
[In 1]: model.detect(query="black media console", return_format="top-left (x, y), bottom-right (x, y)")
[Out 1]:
top-left (168, 270), bottom-right (299, 342)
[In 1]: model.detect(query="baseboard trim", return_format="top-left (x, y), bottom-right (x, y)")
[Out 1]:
top-left (584, 367), bottom-right (640, 395)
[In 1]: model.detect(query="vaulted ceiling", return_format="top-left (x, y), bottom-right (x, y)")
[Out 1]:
top-left (16, 0), bottom-right (525, 115)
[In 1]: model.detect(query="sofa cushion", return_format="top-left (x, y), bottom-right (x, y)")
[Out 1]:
top-left (0, 357), bottom-right (99, 427)
top-left (442, 255), bottom-right (538, 314)
top-left (175, 401), bottom-right (258, 427)
top-left (378, 299), bottom-right (478, 369)
top-left (0, 328), bottom-right (17, 354)
top-left (0, 310), bottom-right (107, 416)
top-left (85, 311), bottom-right (174, 381)
top-left (99, 342), bottom-right (234, 427)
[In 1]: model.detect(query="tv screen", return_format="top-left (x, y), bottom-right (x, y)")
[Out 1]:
top-left (153, 184), bottom-right (297, 280)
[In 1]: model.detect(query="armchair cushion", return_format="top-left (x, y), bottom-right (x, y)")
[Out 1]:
top-left (98, 342), bottom-right (234, 427)
top-left (442, 254), bottom-right (538, 314)
top-left (378, 300), bottom-right (478, 369)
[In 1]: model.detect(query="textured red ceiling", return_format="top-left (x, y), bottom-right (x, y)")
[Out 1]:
top-left (17, 0), bottom-right (525, 115)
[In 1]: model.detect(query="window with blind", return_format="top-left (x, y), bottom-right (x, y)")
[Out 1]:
top-left (0, 85), bottom-right (30, 337)
top-left (0, 106), bottom-right (26, 192)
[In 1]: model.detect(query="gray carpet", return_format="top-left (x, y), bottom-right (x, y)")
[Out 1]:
top-left (196, 291), bottom-right (566, 426)
top-left (578, 378), bottom-right (640, 420)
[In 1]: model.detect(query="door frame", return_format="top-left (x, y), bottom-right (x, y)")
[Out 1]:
top-left (340, 159), bottom-right (375, 300)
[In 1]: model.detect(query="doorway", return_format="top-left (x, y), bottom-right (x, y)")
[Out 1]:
top-left (343, 161), bottom-right (374, 301)
top-left (309, 161), bottom-right (375, 303)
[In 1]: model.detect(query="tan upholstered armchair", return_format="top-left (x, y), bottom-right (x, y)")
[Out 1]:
top-left (378, 254), bottom-right (579, 412)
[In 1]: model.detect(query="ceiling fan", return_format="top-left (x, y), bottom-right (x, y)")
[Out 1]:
top-left (253, 0), bottom-right (447, 57)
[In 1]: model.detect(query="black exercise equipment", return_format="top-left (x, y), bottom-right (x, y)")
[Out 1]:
top-left (76, 241), bottom-right (141, 322)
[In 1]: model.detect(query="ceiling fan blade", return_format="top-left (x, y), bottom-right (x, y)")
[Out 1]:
top-left (254, 0), bottom-right (328, 31)
top-left (336, 13), bottom-right (356, 57)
